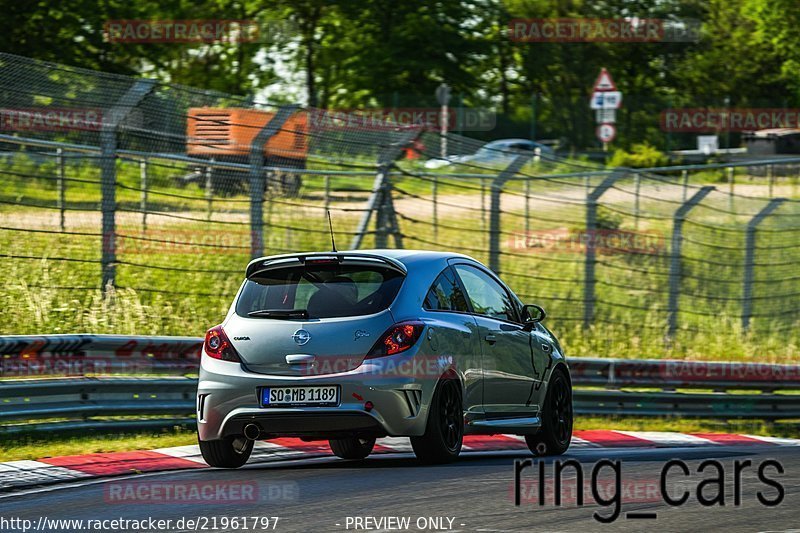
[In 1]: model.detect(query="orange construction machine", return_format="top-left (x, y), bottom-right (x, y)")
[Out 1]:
top-left (184, 107), bottom-right (308, 196)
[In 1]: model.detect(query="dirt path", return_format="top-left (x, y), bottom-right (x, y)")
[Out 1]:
top-left (1, 182), bottom-right (795, 232)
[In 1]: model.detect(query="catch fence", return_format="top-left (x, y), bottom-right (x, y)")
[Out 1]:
top-left (1, 53), bottom-right (800, 356)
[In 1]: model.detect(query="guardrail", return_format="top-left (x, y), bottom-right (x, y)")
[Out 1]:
top-left (1, 335), bottom-right (799, 433)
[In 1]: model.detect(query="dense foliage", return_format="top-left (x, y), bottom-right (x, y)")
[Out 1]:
top-left (1, 0), bottom-right (797, 149)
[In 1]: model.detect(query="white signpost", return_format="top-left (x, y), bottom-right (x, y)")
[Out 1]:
top-left (591, 68), bottom-right (621, 150)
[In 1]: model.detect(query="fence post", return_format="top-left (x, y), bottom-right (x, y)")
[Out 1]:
top-left (99, 79), bottom-right (156, 291)
top-left (524, 178), bottom-right (531, 234)
top-left (248, 105), bottom-right (298, 258)
top-left (583, 170), bottom-right (626, 329)
top-left (205, 158), bottom-right (214, 221)
top-left (742, 198), bottom-right (786, 332)
top-left (488, 154), bottom-right (533, 274)
top-left (139, 159), bottom-right (148, 231)
top-left (323, 174), bottom-right (330, 217)
top-left (681, 169), bottom-right (689, 201)
top-left (56, 148), bottom-right (65, 231)
top-left (350, 128), bottom-right (421, 250)
top-left (666, 186), bottom-right (715, 339)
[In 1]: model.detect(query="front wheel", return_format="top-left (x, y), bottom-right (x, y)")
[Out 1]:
top-left (329, 437), bottom-right (376, 460)
top-left (198, 435), bottom-right (254, 468)
top-left (411, 378), bottom-right (463, 464)
top-left (525, 367), bottom-right (572, 456)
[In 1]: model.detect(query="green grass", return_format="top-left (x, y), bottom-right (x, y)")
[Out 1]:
top-left (574, 417), bottom-right (800, 439)
top-left (1, 152), bottom-right (799, 360)
top-left (0, 426), bottom-right (196, 462)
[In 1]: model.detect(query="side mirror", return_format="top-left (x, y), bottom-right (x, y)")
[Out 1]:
top-left (522, 304), bottom-right (546, 331)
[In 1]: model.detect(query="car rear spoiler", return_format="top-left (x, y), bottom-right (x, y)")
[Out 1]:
top-left (245, 252), bottom-right (407, 279)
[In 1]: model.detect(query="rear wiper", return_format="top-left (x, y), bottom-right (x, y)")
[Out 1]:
top-left (247, 309), bottom-right (309, 319)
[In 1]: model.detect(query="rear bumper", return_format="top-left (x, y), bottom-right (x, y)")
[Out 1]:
top-left (223, 412), bottom-right (383, 439)
top-left (196, 351), bottom-right (444, 441)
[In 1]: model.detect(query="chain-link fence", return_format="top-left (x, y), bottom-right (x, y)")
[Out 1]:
top-left (1, 53), bottom-right (799, 359)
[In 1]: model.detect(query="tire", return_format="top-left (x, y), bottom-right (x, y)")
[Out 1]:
top-left (198, 435), bottom-right (254, 468)
top-left (411, 378), bottom-right (463, 464)
top-left (329, 437), bottom-right (376, 460)
top-left (525, 367), bottom-right (572, 456)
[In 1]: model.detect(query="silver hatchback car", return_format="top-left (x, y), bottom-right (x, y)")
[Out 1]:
top-left (197, 250), bottom-right (572, 467)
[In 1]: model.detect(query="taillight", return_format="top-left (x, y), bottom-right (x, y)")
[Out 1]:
top-left (204, 325), bottom-right (241, 362)
top-left (366, 321), bottom-right (425, 358)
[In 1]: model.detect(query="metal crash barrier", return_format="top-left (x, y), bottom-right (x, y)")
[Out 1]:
top-left (1, 335), bottom-right (798, 433)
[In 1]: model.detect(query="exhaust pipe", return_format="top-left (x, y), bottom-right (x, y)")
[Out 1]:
top-left (243, 423), bottom-right (261, 440)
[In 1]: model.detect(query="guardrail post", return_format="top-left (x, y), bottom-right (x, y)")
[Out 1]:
top-left (633, 172), bottom-right (641, 230)
top-left (139, 159), bottom-right (148, 231)
top-left (583, 170), bottom-right (626, 329)
top-left (432, 175), bottom-right (439, 242)
top-left (100, 79), bottom-right (156, 291)
top-left (681, 169), bottom-right (689, 201)
top-left (667, 186), bottom-right (715, 338)
top-left (768, 164), bottom-right (775, 197)
top-left (481, 178), bottom-right (487, 241)
top-left (248, 105), bottom-right (298, 258)
top-left (350, 128), bottom-right (421, 250)
top-left (742, 198), bottom-right (786, 332)
top-left (488, 154), bottom-right (533, 274)
top-left (727, 166), bottom-right (735, 212)
top-left (56, 148), bottom-right (65, 231)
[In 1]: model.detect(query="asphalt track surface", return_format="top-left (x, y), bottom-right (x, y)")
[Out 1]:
top-left (0, 445), bottom-right (797, 533)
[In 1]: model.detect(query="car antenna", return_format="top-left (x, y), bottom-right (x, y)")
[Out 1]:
top-left (327, 210), bottom-right (338, 252)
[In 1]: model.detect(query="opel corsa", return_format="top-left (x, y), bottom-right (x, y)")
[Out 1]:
top-left (197, 250), bottom-right (572, 467)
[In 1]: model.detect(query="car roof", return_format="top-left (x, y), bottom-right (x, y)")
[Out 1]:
top-left (484, 138), bottom-right (535, 148)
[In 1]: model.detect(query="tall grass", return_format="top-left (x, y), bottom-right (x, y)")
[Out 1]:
top-left (1, 151), bottom-right (799, 362)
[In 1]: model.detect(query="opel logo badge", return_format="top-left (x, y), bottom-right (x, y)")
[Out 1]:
top-left (292, 329), bottom-right (311, 346)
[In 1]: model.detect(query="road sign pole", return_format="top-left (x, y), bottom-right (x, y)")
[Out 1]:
top-left (591, 69), bottom-right (621, 146)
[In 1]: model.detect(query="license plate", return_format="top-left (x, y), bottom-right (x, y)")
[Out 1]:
top-left (260, 386), bottom-right (339, 407)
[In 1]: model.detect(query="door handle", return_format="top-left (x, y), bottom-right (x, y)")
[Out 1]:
top-left (541, 343), bottom-right (552, 353)
top-left (484, 334), bottom-right (497, 344)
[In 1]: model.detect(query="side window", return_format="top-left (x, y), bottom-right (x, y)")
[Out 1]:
top-left (423, 267), bottom-right (469, 312)
top-left (453, 264), bottom-right (517, 322)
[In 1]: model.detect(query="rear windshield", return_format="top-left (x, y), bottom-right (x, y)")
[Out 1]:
top-left (236, 263), bottom-right (405, 319)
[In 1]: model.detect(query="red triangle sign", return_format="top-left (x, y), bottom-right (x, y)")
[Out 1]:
top-left (593, 68), bottom-right (617, 92)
